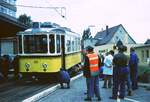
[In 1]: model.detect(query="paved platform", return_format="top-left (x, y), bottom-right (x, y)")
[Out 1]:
top-left (25, 74), bottom-right (150, 102)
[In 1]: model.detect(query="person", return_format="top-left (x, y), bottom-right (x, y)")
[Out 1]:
top-left (12, 55), bottom-right (19, 80)
top-left (83, 46), bottom-right (101, 101)
top-left (110, 45), bottom-right (129, 99)
top-left (1, 55), bottom-right (10, 80)
top-left (129, 47), bottom-right (139, 90)
top-left (102, 50), bottom-right (114, 88)
top-left (59, 68), bottom-right (70, 89)
top-left (126, 68), bottom-right (132, 96)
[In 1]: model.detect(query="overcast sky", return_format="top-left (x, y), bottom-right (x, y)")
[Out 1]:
top-left (17, 0), bottom-right (150, 43)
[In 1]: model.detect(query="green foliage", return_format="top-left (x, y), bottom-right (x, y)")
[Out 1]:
top-left (138, 64), bottom-right (150, 83)
top-left (138, 64), bottom-right (150, 76)
top-left (18, 14), bottom-right (32, 27)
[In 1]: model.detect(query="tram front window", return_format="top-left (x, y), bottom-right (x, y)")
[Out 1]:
top-left (24, 35), bottom-right (48, 53)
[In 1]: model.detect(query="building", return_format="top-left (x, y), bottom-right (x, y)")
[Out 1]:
top-left (0, 0), bottom-right (27, 56)
top-left (93, 24), bottom-right (137, 54)
top-left (134, 44), bottom-right (150, 66)
top-left (145, 39), bottom-right (150, 44)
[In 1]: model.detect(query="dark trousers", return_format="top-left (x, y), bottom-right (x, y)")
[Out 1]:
top-left (130, 68), bottom-right (138, 90)
top-left (112, 68), bottom-right (127, 98)
top-left (87, 76), bottom-right (100, 98)
top-left (126, 72), bottom-right (132, 91)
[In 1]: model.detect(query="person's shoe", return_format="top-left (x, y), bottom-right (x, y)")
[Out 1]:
top-left (108, 86), bottom-right (112, 88)
top-left (128, 90), bottom-right (132, 96)
top-left (109, 96), bottom-right (117, 100)
top-left (67, 86), bottom-right (70, 89)
top-left (132, 87), bottom-right (138, 90)
top-left (84, 97), bottom-right (92, 101)
top-left (102, 86), bottom-right (107, 88)
top-left (119, 96), bottom-right (124, 99)
top-left (84, 92), bottom-right (87, 95)
top-left (97, 97), bottom-right (101, 101)
top-left (60, 86), bottom-right (64, 89)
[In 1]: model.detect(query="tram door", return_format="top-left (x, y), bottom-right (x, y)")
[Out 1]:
top-left (61, 35), bottom-right (65, 69)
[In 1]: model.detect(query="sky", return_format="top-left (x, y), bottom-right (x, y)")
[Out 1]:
top-left (16, 0), bottom-right (150, 43)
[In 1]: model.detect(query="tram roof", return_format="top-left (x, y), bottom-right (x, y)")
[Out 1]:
top-left (17, 27), bottom-right (80, 36)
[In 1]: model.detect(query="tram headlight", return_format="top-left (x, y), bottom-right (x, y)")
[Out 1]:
top-left (42, 63), bottom-right (48, 72)
top-left (42, 63), bottom-right (48, 68)
top-left (25, 63), bottom-right (30, 69)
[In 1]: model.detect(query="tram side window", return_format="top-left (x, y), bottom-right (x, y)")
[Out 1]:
top-left (56, 35), bottom-right (60, 53)
top-left (67, 40), bottom-right (71, 52)
top-left (71, 40), bottom-right (75, 51)
top-left (18, 35), bottom-right (22, 53)
top-left (77, 38), bottom-right (81, 51)
top-left (75, 38), bottom-right (78, 51)
top-left (49, 35), bottom-right (55, 53)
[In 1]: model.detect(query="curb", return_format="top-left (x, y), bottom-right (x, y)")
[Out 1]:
top-left (22, 73), bottom-right (83, 102)
top-left (138, 82), bottom-right (150, 88)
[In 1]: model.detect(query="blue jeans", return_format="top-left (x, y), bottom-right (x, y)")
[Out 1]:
top-left (87, 76), bottom-right (100, 98)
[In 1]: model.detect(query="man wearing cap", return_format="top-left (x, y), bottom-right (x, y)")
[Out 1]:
top-left (83, 46), bottom-right (101, 101)
top-left (110, 45), bottom-right (129, 99)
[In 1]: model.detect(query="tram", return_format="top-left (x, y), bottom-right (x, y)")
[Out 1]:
top-left (16, 22), bottom-right (81, 79)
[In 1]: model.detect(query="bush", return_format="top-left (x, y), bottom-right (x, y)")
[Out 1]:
top-left (138, 64), bottom-right (150, 83)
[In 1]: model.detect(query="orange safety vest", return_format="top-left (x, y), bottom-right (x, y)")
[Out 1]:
top-left (86, 53), bottom-right (99, 76)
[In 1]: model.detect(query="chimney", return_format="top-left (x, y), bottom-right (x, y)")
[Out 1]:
top-left (106, 25), bottom-right (109, 35)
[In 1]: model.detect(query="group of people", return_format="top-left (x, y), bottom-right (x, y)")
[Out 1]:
top-left (82, 45), bottom-right (139, 101)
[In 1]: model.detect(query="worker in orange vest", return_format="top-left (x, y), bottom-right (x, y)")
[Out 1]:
top-left (83, 46), bottom-right (101, 101)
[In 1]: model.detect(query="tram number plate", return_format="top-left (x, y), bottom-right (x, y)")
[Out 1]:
top-left (34, 60), bottom-right (38, 63)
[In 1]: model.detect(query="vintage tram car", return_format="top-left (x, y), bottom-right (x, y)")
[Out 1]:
top-left (16, 22), bottom-right (81, 79)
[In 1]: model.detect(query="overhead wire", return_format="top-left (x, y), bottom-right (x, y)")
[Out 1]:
top-left (44, 0), bottom-right (66, 19)
top-left (0, 1), bottom-right (66, 19)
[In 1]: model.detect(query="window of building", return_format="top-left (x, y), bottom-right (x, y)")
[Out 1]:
top-left (142, 50), bottom-right (144, 61)
top-left (1, 6), bottom-right (7, 13)
top-left (0, 5), bottom-right (16, 17)
top-left (146, 50), bottom-right (149, 58)
top-left (9, 0), bottom-right (16, 5)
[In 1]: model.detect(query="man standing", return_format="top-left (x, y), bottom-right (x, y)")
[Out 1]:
top-left (83, 46), bottom-right (101, 101)
top-left (110, 45), bottom-right (129, 99)
top-left (129, 47), bottom-right (139, 90)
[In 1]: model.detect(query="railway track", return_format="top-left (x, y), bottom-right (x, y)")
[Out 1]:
top-left (0, 77), bottom-right (58, 102)
top-left (0, 71), bottom-right (81, 102)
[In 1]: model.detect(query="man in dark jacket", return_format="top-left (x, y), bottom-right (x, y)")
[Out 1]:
top-left (59, 68), bottom-right (70, 89)
top-left (110, 45), bottom-right (129, 99)
top-left (83, 46), bottom-right (101, 101)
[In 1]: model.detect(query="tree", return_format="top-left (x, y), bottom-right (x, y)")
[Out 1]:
top-left (82, 28), bottom-right (92, 40)
top-left (81, 28), bottom-right (92, 50)
top-left (18, 14), bottom-right (32, 27)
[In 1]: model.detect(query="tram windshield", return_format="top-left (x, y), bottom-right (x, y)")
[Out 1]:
top-left (24, 35), bottom-right (47, 53)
